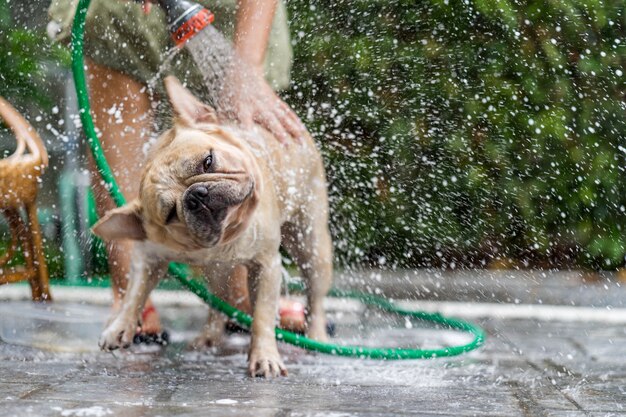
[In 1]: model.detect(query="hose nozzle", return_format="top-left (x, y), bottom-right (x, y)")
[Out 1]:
top-left (155, 0), bottom-right (214, 46)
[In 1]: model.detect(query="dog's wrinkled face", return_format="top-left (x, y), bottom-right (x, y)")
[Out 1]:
top-left (92, 77), bottom-right (260, 251)
top-left (140, 126), bottom-right (259, 250)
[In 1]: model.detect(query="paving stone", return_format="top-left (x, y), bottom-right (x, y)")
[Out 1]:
top-left (339, 270), bottom-right (625, 308)
top-left (0, 271), bottom-right (623, 417)
top-left (562, 382), bottom-right (626, 414)
top-left (0, 318), bottom-right (591, 417)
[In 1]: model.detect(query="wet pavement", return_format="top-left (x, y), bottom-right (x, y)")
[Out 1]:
top-left (0, 270), bottom-right (624, 417)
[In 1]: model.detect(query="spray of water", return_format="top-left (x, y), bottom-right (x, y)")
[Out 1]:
top-left (141, 24), bottom-right (257, 153)
top-left (185, 26), bottom-right (233, 92)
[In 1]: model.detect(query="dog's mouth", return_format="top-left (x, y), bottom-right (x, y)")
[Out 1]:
top-left (165, 203), bottom-right (179, 224)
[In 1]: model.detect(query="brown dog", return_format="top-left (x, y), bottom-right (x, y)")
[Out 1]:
top-left (93, 76), bottom-right (333, 377)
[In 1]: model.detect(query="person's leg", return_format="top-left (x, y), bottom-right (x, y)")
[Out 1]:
top-left (86, 59), bottom-right (161, 334)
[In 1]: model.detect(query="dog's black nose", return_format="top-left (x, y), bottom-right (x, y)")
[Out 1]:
top-left (192, 185), bottom-right (209, 199)
top-left (185, 185), bottom-right (210, 211)
top-left (185, 198), bottom-right (199, 211)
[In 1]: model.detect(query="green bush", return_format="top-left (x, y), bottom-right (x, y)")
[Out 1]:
top-left (0, 0), bottom-right (69, 108)
top-left (286, 0), bottom-right (626, 269)
top-left (0, 0), bottom-right (68, 276)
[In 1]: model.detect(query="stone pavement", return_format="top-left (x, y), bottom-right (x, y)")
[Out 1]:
top-left (336, 269), bottom-right (625, 308)
top-left (0, 270), bottom-right (624, 417)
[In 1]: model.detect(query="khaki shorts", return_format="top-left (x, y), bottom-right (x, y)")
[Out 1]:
top-left (48, 0), bottom-right (292, 120)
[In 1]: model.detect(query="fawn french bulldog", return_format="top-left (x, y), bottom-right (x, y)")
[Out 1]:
top-left (92, 76), bottom-right (332, 377)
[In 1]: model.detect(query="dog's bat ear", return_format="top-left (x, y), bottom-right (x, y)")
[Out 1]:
top-left (164, 76), bottom-right (218, 126)
top-left (92, 200), bottom-right (146, 241)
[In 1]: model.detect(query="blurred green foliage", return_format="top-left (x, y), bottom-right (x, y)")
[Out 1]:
top-left (286, 0), bottom-right (626, 269)
top-left (0, 0), bottom-right (69, 108)
top-left (0, 240), bottom-right (64, 278)
top-left (0, 0), bottom-right (68, 278)
top-left (2, 0), bottom-right (624, 275)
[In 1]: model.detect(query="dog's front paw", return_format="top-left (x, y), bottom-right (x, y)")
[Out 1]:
top-left (99, 316), bottom-right (137, 351)
top-left (248, 347), bottom-right (287, 378)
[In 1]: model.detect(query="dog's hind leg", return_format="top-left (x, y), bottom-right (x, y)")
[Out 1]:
top-left (281, 212), bottom-right (333, 342)
top-left (190, 264), bottom-right (234, 349)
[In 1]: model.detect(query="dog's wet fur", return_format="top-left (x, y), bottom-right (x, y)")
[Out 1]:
top-left (93, 76), bottom-right (333, 377)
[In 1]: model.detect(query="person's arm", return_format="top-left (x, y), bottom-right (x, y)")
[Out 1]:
top-left (142, 0), bottom-right (306, 144)
top-left (226, 0), bottom-right (306, 144)
top-left (234, 0), bottom-right (277, 73)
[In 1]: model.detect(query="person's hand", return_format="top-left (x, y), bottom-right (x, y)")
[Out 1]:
top-left (216, 66), bottom-right (308, 145)
top-left (232, 0), bottom-right (308, 145)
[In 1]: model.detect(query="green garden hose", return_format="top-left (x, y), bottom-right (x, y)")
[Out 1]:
top-left (70, 0), bottom-right (485, 359)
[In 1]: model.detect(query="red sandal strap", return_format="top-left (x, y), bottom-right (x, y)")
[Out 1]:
top-left (141, 305), bottom-right (157, 322)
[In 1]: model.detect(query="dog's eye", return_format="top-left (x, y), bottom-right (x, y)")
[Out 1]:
top-left (203, 152), bottom-right (214, 173)
top-left (165, 204), bottom-right (178, 224)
